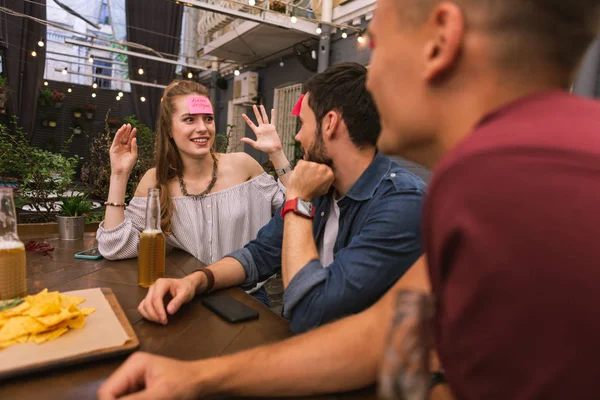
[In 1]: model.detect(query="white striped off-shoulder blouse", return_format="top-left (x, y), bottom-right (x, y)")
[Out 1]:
top-left (96, 173), bottom-right (285, 265)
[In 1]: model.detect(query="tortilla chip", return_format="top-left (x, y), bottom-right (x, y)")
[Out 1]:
top-left (0, 316), bottom-right (46, 341)
top-left (60, 294), bottom-right (85, 308)
top-left (1, 302), bottom-right (31, 318)
top-left (79, 308), bottom-right (95, 316)
top-left (0, 288), bottom-right (94, 350)
top-left (35, 308), bottom-right (71, 327)
top-left (30, 327), bottom-right (68, 344)
top-left (67, 313), bottom-right (86, 329)
top-left (25, 299), bottom-right (61, 317)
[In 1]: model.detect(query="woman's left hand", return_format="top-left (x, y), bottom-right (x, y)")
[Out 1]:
top-left (241, 105), bottom-right (283, 155)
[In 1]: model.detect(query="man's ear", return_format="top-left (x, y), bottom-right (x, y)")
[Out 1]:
top-left (422, 2), bottom-right (464, 81)
top-left (321, 111), bottom-right (340, 141)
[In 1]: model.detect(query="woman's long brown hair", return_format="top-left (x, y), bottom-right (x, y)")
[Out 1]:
top-left (154, 80), bottom-right (211, 234)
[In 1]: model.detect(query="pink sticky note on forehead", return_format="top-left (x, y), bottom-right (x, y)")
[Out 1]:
top-left (291, 94), bottom-right (305, 116)
top-left (187, 96), bottom-right (213, 115)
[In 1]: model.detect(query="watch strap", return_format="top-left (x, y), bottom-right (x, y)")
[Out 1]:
top-left (280, 198), bottom-right (315, 219)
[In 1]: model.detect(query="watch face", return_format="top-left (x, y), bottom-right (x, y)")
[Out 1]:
top-left (297, 199), bottom-right (313, 217)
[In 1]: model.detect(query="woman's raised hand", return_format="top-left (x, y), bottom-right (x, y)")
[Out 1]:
top-left (110, 124), bottom-right (138, 176)
top-left (241, 105), bottom-right (283, 155)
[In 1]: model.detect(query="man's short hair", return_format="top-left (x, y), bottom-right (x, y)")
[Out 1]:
top-left (304, 62), bottom-right (381, 148)
top-left (412, 0), bottom-right (600, 82)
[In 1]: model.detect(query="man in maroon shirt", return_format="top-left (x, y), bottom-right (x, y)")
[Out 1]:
top-left (99, 1), bottom-right (600, 399)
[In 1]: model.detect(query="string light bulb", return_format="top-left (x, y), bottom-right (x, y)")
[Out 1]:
top-left (91, 93), bottom-right (97, 98)
top-left (187, 71), bottom-right (193, 79)
top-left (357, 32), bottom-right (365, 43)
top-left (279, 59), bottom-right (284, 67)
top-left (118, 91), bottom-right (124, 97)
top-left (68, 88), bottom-right (72, 93)
top-left (31, 50), bottom-right (37, 57)
top-left (138, 67), bottom-right (144, 75)
top-left (62, 67), bottom-right (68, 75)
top-left (38, 39), bottom-right (44, 47)
top-left (290, 10), bottom-right (297, 23)
top-left (44, 81), bottom-right (48, 86)
top-left (316, 24), bottom-right (322, 34)
top-left (341, 29), bottom-right (348, 39)
top-left (88, 54), bottom-right (94, 63)
top-left (92, 82), bottom-right (98, 89)
top-left (248, 0), bottom-right (255, 5)
top-left (116, 96), bottom-right (121, 101)
top-left (234, 69), bottom-right (240, 76)
top-left (140, 96), bottom-right (146, 102)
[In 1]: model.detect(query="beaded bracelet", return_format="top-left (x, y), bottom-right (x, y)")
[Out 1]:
top-left (104, 201), bottom-right (127, 208)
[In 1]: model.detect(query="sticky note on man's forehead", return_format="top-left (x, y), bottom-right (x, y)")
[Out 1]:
top-left (187, 96), bottom-right (213, 115)
top-left (291, 94), bottom-right (305, 116)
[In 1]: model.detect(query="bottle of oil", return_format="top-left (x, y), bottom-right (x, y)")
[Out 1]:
top-left (0, 188), bottom-right (27, 300)
top-left (138, 188), bottom-right (165, 288)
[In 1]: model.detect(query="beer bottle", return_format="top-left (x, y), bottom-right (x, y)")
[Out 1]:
top-left (138, 188), bottom-right (165, 288)
top-left (0, 188), bottom-right (27, 300)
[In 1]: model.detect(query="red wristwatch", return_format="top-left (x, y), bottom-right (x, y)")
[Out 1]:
top-left (280, 198), bottom-right (315, 219)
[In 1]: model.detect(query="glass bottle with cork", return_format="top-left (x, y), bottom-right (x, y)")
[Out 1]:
top-left (138, 188), bottom-right (165, 287)
top-left (0, 188), bottom-right (27, 300)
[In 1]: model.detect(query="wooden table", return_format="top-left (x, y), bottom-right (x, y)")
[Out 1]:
top-left (0, 233), bottom-right (378, 400)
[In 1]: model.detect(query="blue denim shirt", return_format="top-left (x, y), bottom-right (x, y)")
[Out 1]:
top-left (227, 153), bottom-right (426, 333)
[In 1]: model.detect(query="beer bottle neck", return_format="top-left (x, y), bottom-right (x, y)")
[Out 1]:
top-left (0, 189), bottom-right (20, 241)
top-left (144, 189), bottom-right (162, 232)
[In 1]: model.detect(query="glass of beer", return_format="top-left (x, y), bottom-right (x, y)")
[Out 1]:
top-left (138, 188), bottom-right (165, 288)
top-left (0, 188), bottom-right (27, 300)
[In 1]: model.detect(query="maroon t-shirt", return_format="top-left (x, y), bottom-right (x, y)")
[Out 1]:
top-left (424, 91), bottom-right (600, 399)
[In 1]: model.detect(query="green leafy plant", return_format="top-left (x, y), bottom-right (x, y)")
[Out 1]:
top-left (215, 124), bottom-right (236, 153)
top-left (39, 88), bottom-right (53, 106)
top-left (83, 113), bottom-right (155, 201)
top-left (57, 193), bottom-right (92, 217)
top-left (86, 209), bottom-right (105, 224)
top-left (0, 116), bottom-right (78, 222)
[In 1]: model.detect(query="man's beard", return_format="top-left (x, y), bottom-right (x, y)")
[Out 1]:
top-left (304, 132), bottom-right (334, 170)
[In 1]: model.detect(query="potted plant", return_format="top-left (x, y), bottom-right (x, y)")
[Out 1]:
top-left (107, 116), bottom-right (121, 126)
top-left (73, 108), bottom-right (83, 118)
top-left (39, 88), bottom-right (53, 107)
top-left (47, 114), bottom-right (57, 128)
top-left (84, 104), bottom-right (96, 120)
top-left (56, 193), bottom-right (92, 240)
top-left (270, 0), bottom-right (286, 13)
top-left (51, 90), bottom-right (65, 108)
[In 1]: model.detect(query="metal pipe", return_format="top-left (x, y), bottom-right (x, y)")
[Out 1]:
top-left (317, 0), bottom-right (332, 72)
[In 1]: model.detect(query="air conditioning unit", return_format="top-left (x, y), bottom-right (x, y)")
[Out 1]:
top-left (233, 71), bottom-right (258, 105)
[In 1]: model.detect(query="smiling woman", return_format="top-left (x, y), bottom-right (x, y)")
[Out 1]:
top-left (95, 80), bottom-right (293, 305)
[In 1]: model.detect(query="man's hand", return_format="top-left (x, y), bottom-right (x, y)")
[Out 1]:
top-left (286, 160), bottom-right (334, 201)
top-left (137, 276), bottom-right (199, 324)
top-left (97, 352), bottom-right (203, 400)
top-left (241, 105), bottom-right (283, 155)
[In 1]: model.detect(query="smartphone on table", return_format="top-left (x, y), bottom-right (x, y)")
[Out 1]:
top-left (202, 295), bottom-right (259, 323)
top-left (74, 247), bottom-right (103, 260)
